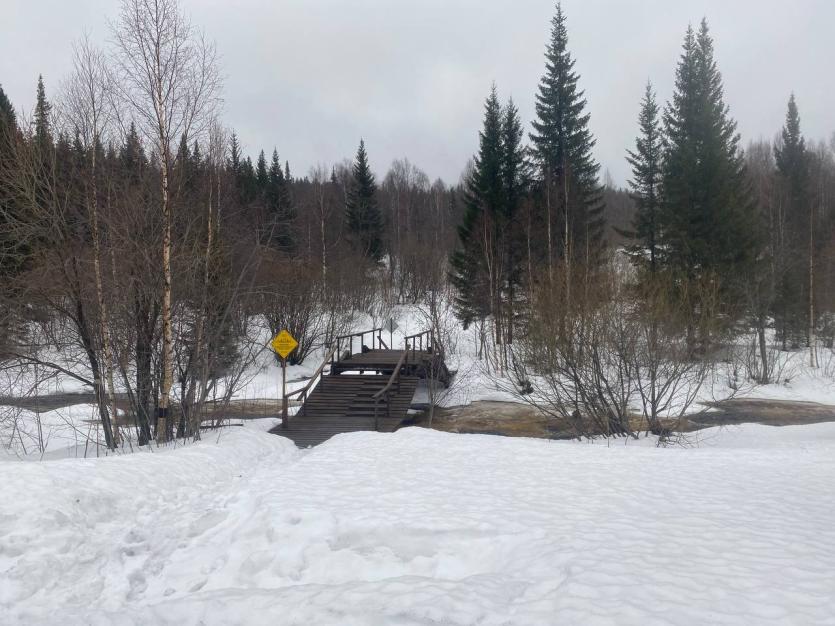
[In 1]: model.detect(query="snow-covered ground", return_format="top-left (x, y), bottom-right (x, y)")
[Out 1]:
top-left (2, 424), bottom-right (834, 625)
top-left (0, 403), bottom-right (101, 459)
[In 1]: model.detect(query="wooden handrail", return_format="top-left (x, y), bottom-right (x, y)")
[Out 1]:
top-left (372, 350), bottom-right (408, 431)
top-left (334, 327), bottom-right (384, 358)
top-left (283, 345), bottom-right (338, 427)
top-left (404, 329), bottom-right (434, 359)
top-left (334, 328), bottom-right (382, 342)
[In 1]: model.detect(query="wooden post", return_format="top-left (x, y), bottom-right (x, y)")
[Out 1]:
top-left (281, 357), bottom-right (288, 428)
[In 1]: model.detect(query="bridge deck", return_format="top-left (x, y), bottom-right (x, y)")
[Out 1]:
top-left (331, 349), bottom-right (427, 374)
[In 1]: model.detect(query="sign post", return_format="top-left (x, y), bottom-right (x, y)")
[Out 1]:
top-left (384, 318), bottom-right (398, 349)
top-left (270, 329), bottom-right (298, 428)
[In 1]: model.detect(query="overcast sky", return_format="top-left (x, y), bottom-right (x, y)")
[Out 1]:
top-left (3, 0), bottom-right (834, 185)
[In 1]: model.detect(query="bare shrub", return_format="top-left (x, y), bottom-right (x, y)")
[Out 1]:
top-left (505, 260), bottom-right (728, 443)
top-left (507, 262), bottom-right (637, 439)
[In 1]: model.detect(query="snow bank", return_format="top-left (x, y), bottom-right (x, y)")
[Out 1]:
top-left (1, 429), bottom-right (299, 623)
top-left (2, 424), bottom-right (834, 625)
top-left (0, 403), bottom-right (107, 460)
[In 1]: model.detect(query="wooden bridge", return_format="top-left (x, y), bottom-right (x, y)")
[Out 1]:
top-left (270, 328), bottom-right (450, 447)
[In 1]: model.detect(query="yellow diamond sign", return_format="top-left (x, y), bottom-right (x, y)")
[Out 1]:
top-left (270, 329), bottom-right (298, 360)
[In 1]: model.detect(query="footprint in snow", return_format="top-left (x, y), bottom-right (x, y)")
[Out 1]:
top-left (187, 510), bottom-right (229, 538)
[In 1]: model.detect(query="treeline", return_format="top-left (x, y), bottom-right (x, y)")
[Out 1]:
top-left (0, 0), bottom-right (470, 449)
top-left (450, 6), bottom-right (835, 437)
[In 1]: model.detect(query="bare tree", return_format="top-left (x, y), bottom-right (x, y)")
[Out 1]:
top-left (309, 164), bottom-right (335, 284)
top-left (745, 140), bottom-right (778, 383)
top-left (505, 261), bottom-right (635, 439)
top-left (111, 0), bottom-right (221, 441)
top-left (629, 271), bottom-right (722, 439)
top-left (62, 35), bottom-right (121, 447)
top-left (503, 257), bottom-right (728, 444)
top-left (415, 272), bottom-right (458, 426)
top-left (180, 120), bottom-right (226, 435)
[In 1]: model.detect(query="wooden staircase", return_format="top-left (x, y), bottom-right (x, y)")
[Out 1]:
top-left (277, 374), bottom-right (419, 447)
top-left (270, 327), bottom-right (443, 447)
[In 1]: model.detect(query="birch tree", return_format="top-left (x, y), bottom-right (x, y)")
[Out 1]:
top-left (309, 164), bottom-right (334, 284)
top-left (62, 35), bottom-right (121, 448)
top-left (111, 0), bottom-right (221, 442)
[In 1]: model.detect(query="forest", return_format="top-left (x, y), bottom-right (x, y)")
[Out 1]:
top-left (1, 0), bottom-right (834, 450)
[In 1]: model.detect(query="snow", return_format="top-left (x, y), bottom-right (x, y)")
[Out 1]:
top-left (745, 370), bottom-right (835, 406)
top-left (2, 424), bottom-right (835, 625)
top-left (0, 403), bottom-right (105, 460)
top-left (0, 403), bottom-right (282, 461)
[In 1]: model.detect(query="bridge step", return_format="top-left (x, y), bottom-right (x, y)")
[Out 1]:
top-left (271, 373), bottom-right (419, 447)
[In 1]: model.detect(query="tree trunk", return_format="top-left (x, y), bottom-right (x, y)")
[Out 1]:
top-left (545, 171), bottom-right (553, 284)
top-left (758, 319), bottom-right (769, 384)
top-left (188, 166), bottom-right (216, 437)
top-left (157, 147), bottom-right (174, 442)
top-left (74, 286), bottom-right (115, 450)
top-left (90, 152), bottom-right (119, 449)
top-left (134, 301), bottom-right (153, 445)
top-left (809, 205), bottom-right (817, 367)
top-left (562, 160), bottom-right (571, 314)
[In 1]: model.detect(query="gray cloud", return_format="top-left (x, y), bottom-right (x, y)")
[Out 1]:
top-left (3, 0), bottom-right (833, 185)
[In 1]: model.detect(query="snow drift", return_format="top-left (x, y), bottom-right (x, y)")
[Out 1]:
top-left (2, 425), bottom-right (835, 625)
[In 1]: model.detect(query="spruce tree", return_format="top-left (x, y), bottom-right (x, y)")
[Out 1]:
top-left (500, 97), bottom-right (528, 341)
top-left (33, 75), bottom-right (52, 153)
top-left (266, 148), bottom-right (295, 253)
top-left (502, 97), bottom-right (527, 225)
top-left (775, 95), bottom-right (807, 191)
top-left (450, 86), bottom-right (504, 327)
top-left (228, 131), bottom-right (242, 193)
top-left (120, 122), bottom-right (146, 182)
top-left (191, 140), bottom-right (202, 170)
top-left (660, 20), bottom-right (756, 299)
top-left (267, 149), bottom-right (285, 205)
top-left (530, 2), bottom-right (605, 273)
top-left (174, 134), bottom-right (198, 195)
top-left (228, 132), bottom-right (241, 174)
top-left (0, 84), bottom-right (15, 137)
top-left (773, 94), bottom-right (810, 347)
top-left (0, 83), bottom-right (21, 284)
top-left (623, 82), bottom-right (663, 272)
top-left (450, 85), bottom-right (528, 344)
top-left (345, 139), bottom-right (383, 262)
top-left (255, 150), bottom-right (268, 191)
top-left (228, 132), bottom-right (254, 206)
top-left (0, 83), bottom-right (16, 168)
top-left (24, 78), bottom-right (56, 270)
top-left (239, 156), bottom-right (257, 204)
top-left (254, 149), bottom-right (269, 234)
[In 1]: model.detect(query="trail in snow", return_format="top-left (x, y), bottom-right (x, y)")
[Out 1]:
top-left (2, 424), bottom-right (835, 625)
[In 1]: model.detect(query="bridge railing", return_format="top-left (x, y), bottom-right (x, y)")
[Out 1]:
top-left (283, 345), bottom-right (338, 428)
top-left (333, 327), bottom-right (386, 361)
top-left (372, 350), bottom-right (408, 431)
top-left (404, 329), bottom-right (437, 360)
